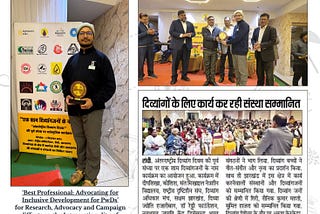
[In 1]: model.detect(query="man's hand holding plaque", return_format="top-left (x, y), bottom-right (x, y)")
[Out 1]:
top-left (298, 54), bottom-right (308, 63)
top-left (219, 32), bottom-right (228, 46)
top-left (219, 31), bottom-right (227, 41)
top-left (69, 81), bottom-right (87, 105)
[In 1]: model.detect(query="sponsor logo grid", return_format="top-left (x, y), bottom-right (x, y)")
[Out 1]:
top-left (16, 23), bottom-right (80, 113)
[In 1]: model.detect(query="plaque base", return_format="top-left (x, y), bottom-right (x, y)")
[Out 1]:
top-left (69, 98), bottom-right (86, 105)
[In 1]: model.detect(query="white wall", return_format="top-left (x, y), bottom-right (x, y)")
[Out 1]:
top-left (145, 10), bottom-right (259, 44)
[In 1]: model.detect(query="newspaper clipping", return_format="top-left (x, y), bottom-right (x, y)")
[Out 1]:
top-left (139, 90), bottom-right (307, 214)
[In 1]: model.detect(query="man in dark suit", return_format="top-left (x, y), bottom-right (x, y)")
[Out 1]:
top-left (169, 10), bottom-right (195, 85)
top-left (251, 13), bottom-right (277, 86)
top-left (138, 13), bottom-right (158, 82)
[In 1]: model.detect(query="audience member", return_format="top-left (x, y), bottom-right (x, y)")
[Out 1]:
top-left (143, 128), bottom-right (166, 155)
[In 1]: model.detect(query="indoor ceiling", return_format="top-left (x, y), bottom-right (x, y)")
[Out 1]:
top-left (139, 0), bottom-right (307, 14)
top-left (67, 0), bottom-right (117, 22)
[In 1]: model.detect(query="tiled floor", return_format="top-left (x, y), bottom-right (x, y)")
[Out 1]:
top-left (275, 71), bottom-right (302, 86)
top-left (97, 146), bottom-right (128, 187)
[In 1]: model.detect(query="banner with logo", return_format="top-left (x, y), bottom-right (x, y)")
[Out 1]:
top-left (192, 22), bottom-right (206, 56)
top-left (14, 22), bottom-right (80, 158)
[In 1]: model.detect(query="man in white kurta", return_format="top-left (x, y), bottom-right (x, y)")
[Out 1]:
top-left (143, 129), bottom-right (166, 155)
top-left (202, 129), bottom-right (213, 155)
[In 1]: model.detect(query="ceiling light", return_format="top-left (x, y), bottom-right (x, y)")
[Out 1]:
top-left (186, 0), bottom-right (210, 3)
top-left (243, 0), bottom-right (261, 2)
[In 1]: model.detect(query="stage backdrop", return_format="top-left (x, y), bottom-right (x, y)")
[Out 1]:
top-left (192, 23), bottom-right (206, 56)
top-left (14, 22), bottom-right (81, 158)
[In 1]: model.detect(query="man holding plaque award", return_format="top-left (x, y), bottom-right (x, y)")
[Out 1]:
top-left (221, 10), bottom-right (249, 86)
top-left (62, 22), bottom-right (116, 186)
top-left (201, 15), bottom-right (221, 86)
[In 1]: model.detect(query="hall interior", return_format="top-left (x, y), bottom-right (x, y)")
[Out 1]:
top-left (138, 0), bottom-right (307, 86)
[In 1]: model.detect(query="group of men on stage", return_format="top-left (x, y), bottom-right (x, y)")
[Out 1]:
top-left (138, 9), bottom-right (308, 86)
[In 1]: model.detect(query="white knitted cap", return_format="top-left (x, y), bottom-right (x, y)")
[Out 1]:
top-left (234, 10), bottom-right (244, 16)
top-left (77, 22), bottom-right (95, 36)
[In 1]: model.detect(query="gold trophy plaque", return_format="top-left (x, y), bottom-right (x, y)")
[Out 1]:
top-left (219, 32), bottom-right (228, 41)
top-left (70, 81), bottom-right (87, 105)
top-left (298, 54), bottom-right (308, 63)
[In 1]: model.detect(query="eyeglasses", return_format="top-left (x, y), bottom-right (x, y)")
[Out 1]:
top-left (79, 31), bottom-right (93, 36)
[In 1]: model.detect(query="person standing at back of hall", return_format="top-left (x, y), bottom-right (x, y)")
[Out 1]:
top-left (219, 16), bottom-right (235, 83)
top-left (222, 10), bottom-right (249, 86)
top-left (251, 13), bottom-right (277, 86)
top-left (201, 15), bottom-right (221, 86)
top-left (138, 13), bottom-right (158, 82)
top-left (291, 31), bottom-right (308, 86)
top-left (169, 10), bottom-right (195, 85)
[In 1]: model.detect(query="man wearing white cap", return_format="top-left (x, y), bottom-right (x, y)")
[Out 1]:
top-left (62, 22), bottom-right (116, 186)
top-left (222, 10), bottom-right (249, 86)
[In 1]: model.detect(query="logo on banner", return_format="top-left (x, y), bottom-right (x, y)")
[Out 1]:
top-left (19, 81), bottom-right (33, 93)
top-left (35, 82), bottom-right (48, 92)
top-left (55, 28), bottom-right (66, 37)
top-left (40, 28), bottom-right (49, 37)
top-left (17, 46), bottom-right (33, 55)
top-left (50, 100), bottom-right (63, 111)
top-left (21, 98), bottom-right (32, 111)
top-left (34, 99), bottom-right (47, 111)
top-left (70, 28), bottom-right (77, 37)
top-left (53, 44), bottom-right (63, 54)
top-left (37, 44), bottom-right (48, 55)
top-left (67, 43), bottom-right (79, 55)
top-left (21, 63), bottom-right (31, 74)
top-left (37, 63), bottom-right (47, 74)
top-left (18, 29), bottom-right (35, 36)
top-left (50, 62), bottom-right (62, 75)
top-left (50, 81), bottom-right (62, 94)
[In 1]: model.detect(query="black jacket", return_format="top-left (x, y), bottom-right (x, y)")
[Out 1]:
top-left (291, 39), bottom-right (308, 65)
top-left (227, 20), bottom-right (250, 55)
top-left (138, 22), bottom-right (158, 46)
top-left (201, 26), bottom-right (221, 51)
top-left (251, 25), bottom-right (277, 62)
top-left (62, 46), bottom-right (116, 116)
top-left (169, 19), bottom-right (195, 50)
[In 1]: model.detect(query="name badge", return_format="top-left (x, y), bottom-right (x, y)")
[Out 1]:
top-left (88, 61), bottom-right (96, 70)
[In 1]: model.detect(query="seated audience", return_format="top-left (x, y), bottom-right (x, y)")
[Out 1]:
top-left (186, 135), bottom-right (201, 155)
top-left (202, 129), bottom-right (213, 155)
top-left (166, 128), bottom-right (187, 155)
